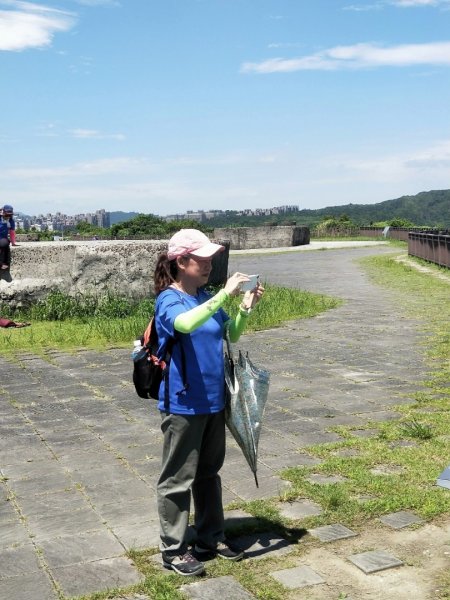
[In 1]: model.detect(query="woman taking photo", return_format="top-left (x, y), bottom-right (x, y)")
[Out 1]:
top-left (153, 228), bottom-right (264, 576)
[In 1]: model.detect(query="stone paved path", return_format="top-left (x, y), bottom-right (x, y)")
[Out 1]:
top-left (1, 245), bottom-right (447, 599)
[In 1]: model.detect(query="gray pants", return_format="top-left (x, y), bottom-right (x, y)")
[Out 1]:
top-left (157, 410), bottom-right (226, 555)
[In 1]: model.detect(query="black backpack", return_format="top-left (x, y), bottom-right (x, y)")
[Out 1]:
top-left (132, 318), bottom-right (188, 400)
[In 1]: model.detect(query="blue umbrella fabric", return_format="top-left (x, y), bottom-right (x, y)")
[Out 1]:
top-left (224, 331), bottom-right (270, 487)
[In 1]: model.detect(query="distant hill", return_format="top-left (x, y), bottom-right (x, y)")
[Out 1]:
top-left (109, 211), bottom-right (139, 225)
top-left (295, 189), bottom-right (450, 227)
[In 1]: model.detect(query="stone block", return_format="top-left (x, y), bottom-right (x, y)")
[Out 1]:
top-left (181, 575), bottom-right (255, 599)
top-left (389, 440), bottom-right (418, 448)
top-left (271, 565), bottom-right (325, 589)
top-left (278, 499), bottom-right (323, 519)
top-left (334, 448), bottom-right (360, 457)
top-left (309, 524), bottom-right (358, 542)
top-left (379, 511), bottom-right (424, 529)
top-left (348, 550), bottom-right (403, 574)
top-left (27, 508), bottom-right (106, 541)
top-left (213, 226), bottom-right (309, 251)
top-left (370, 464), bottom-right (405, 476)
top-left (52, 556), bottom-right (143, 597)
top-left (225, 474), bottom-right (290, 501)
top-left (97, 498), bottom-right (158, 525)
top-left (233, 531), bottom-right (293, 560)
top-left (0, 544), bottom-right (41, 578)
top-left (0, 519), bottom-right (31, 549)
top-left (16, 488), bottom-right (88, 516)
top-left (40, 531), bottom-right (125, 568)
top-left (306, 474), bottom-right (347, 485)
top-left (223, 509), bottom-right (258, 532)
top-left (0, 570), bottom-right (58, 600)
top-left (110, 519), bottom-right (160, 550)
top-left (11, 472), bottom-right (74, 499)
top-left (260, 453), bottom-right (322, 470)
top-left (351, 429), bottom-right (379, 438)
top-left (2, 240), bottom-right (172, 306)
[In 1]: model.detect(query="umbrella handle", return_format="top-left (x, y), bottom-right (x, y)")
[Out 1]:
top-left (224, 326), bottom-right (234, 359)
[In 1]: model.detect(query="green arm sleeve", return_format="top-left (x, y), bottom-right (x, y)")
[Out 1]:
top-left (174, 289), bottom-right (230, 334)
top-left (227, 308), bottom-right (250, 343)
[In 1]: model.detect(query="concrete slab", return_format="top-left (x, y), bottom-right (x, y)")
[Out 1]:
top-left (306, 474), bottom-right (347, 485)
top-left (233, 531), bottom-right (293, 560)
top-left (351, 429), bottom-right (379, 438)
top-left (52, 556), bottom-right (143, 597)
top-left (379, 511), bottom-right (424, 529)
top-left (39, 531), bottom-right (125, 568)
top-left (0, 544), bottom-right (41, 578)
top-left (271, 565), bottom-right (326, 589)
top-left (223, 509), bottom-right (259, 532)
top-left (110, 519), bottom-right (160, 550)
top-left (348, 550), bottom-right (404, 574)
top-left (0, 519), bottom-right (32, 549)
top-left (16, 488), bottom-right (89, 516)
top-left (180, 575), bottom-right (256, 599)
top-left (309, 524), bottom-right (358, 542)
top-left (370, 464), bottom-right (406, 476)
top-left (26, 508), bottom-right (106, 541)
top-left (278, 499), bottom-right (323, 519)
top-left (0, 570), bottom-right (58, 600)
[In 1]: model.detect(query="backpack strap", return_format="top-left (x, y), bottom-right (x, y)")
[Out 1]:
top-left (144, 315), bottom-right (189, 396)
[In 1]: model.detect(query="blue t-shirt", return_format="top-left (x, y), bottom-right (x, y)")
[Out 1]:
top-left (0, 217), bottom-right (14, 240)
top-left (155, 287), bottom-right (229, 415)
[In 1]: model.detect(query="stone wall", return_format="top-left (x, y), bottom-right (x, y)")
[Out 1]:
top-left (213, 226), bottom-right (309, 250)
top-left (0, 240), bottom-right (229, 308)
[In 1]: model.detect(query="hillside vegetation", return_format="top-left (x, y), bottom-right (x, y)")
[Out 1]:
top-left (207, 189), bottom-right (450, 229)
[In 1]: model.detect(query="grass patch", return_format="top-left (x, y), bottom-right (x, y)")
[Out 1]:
top-left (0, 285), bottom-right (340, 355)
top-left (399, 418), bottom-right (434, 440)
top-left (436, 568), bottom-right (450, 599)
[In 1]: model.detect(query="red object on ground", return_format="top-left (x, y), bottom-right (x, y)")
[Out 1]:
top-left (0, 318), bottom-right (30, 328)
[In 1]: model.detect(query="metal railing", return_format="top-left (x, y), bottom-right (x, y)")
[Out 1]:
top-left (408, 231), bottom-right (450, 268)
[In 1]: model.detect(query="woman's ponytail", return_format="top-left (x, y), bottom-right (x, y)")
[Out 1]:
top-left (154, 253), bottom-right (178, 295)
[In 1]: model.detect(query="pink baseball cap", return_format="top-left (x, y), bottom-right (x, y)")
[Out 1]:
top-left (167, 229), bottom-right (224, 261)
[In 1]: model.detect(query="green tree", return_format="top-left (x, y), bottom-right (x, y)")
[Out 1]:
top-left (110, 214), bottom-right (211, 238)
top-left (387, 217), bottom-right (415, 228)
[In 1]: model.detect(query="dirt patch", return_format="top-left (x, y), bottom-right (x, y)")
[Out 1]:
top-left (395, 255), bottom-right (450, 284)
top-left (285, 516), bottom-right (450, 599)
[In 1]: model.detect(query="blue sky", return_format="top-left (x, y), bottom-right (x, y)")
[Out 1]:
top-left (1, 0), bottom-right (450, 216)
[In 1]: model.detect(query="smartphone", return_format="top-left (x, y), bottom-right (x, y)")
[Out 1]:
top-left (241, 274), bottom-right (259, 292)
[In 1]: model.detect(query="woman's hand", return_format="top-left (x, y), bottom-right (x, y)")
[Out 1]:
top-left (223, 272), bottom-right (251, 296)
top-left (241, 282), bottom-right (265, 310)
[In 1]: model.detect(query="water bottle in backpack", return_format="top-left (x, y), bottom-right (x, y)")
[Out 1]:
top-left (131, 339), bottom-right (147, 362)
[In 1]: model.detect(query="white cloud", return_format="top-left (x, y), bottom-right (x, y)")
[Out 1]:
top-left (326, 139), bottom-right (450, 183)
top-left (241, 41), bottom-right (450, 73)
top-left (69, 128), bottom-right (125, 141)
top-left (0, 1), bottom-right (75, 51)
top-left (343, 4), bottom-right (382, 10)
top-left (345, 0), bottom-right (450, 8)
top-left (391, 0), bottom-right (441, 6)
top-left (267, 42), bottom-right (303, 49)
top-left (72, 0), bottom-right (119, 5)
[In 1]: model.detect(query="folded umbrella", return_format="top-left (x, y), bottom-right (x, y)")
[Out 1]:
top-left (224, 330), bottom-right (270, 487)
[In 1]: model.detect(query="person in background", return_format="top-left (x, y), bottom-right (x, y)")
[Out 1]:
top-left (0, 204), bottom-right (16, 270)
top-left (153, 228), bottom-right (264, 577)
